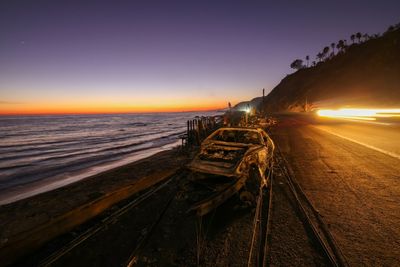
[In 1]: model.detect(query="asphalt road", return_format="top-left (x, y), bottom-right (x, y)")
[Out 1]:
top-left (272, 114), bottom-right (400, 266)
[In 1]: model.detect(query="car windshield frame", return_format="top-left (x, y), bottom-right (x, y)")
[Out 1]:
top-left (208, 129), bottom-right (263, 145)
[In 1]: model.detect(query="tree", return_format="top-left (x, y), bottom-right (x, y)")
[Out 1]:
top-left (341, 39), bottom-right (348, 51)
top-left (356, 32), bottom-right (362, 43)
top-left (331, 42), bottom-right (335, 54)
top-left (312, 61), bottom-right (316, 67)
top-left (319, 47), bottom-right (330, 61)
top-left (336, 40), bottom-right (345, 53)
top-left (323, 46), bottom-right (330, 59)
top-left (351, 34), bottom-right (355, 44)
top-left (305, 55), bottom-right (310, 67)
top-left (290, 59), bottom-right (304, 70)
top-left (316, 52), bottom-right (324, 62)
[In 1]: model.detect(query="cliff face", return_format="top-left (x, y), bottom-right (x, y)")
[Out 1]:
top-left (263, 28), bottom-right (400, 112)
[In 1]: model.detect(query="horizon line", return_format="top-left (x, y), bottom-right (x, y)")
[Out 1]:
top-left (0, 108), bottom-right (227, 116)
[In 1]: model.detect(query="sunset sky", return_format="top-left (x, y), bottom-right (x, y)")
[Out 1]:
top-left (1, 0), bottom-right (399, 114)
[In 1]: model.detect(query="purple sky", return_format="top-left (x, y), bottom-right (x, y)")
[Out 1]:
top-left (1, 0), bottom-right (399, 113)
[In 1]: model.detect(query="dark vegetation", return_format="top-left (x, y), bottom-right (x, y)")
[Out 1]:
top-left (263, 23), bottom-right (400, 112)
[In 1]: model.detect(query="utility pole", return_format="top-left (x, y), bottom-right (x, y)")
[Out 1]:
top-left (262, 88), bottom-right (265, 115)
top-left (305, 96), bottom-right (308, 112)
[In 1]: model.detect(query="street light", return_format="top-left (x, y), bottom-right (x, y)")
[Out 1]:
top-left (245, 107), bottom-right (250, 126)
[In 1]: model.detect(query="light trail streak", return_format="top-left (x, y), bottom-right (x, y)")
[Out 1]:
top-left (316, 108), bottom-right (400, 121)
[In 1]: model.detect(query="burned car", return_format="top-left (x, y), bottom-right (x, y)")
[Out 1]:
top-left (186, 127), bottom-right (274, 216)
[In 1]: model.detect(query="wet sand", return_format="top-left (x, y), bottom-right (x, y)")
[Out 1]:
top-left (0, 147), bottom-right (188, 266)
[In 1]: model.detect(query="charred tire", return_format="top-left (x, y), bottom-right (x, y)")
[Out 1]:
top-left (239, 191), bottom-right (256, 206)
top-left (239, 166), bottom-right (262, 206)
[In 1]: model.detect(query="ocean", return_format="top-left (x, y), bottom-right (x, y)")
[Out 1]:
top-left (0, 111), bottom-right (220, 204)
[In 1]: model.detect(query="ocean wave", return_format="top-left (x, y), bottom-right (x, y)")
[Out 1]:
top-left (0, 112), bottom-right (219, 201)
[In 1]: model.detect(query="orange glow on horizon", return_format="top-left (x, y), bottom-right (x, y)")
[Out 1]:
top-left (0, 99), bottom-right (230, 115)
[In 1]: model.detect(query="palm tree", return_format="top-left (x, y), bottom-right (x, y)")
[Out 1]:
top-left (316, 52), bottom-right (324, 62)
top-left (363, 33), bottom-right (369, 41)
top-left (336, 40), bottom-right (346, 53)
top-left (331, 42), bottom-right (335, 54)
top-left (312, 61), bottom-right (316, 67)
top-left (322, 46), bottom-right (330, 60)
top-left (351, 34), bottom-right (355, 44)
top-left (356, 32), bottom-right (362, 43)
top-left (342, 39), bottom-right (348, 51)
top-left (305, 55), bottom-right (310, 67)
top-left (336, 40), bottom-right (342, 52)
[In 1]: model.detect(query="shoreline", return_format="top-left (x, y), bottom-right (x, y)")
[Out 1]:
top-left (0, 147), bottom-right (189, 266)
top-left (0, 140), bottom-right (181, 206)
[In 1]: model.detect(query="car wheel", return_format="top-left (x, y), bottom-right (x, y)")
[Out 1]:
top-left (247, 166), bottom-right (262, 195)
top-left (238, 167), bottom-right (262, 207)
top-left (239, 190), bottom-right (255, 206)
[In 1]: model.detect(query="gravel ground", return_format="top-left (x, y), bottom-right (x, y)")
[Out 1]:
top-left (134, 178), bottom-right (259, 267)
top-left (268, 165), bottom-right (328, 267)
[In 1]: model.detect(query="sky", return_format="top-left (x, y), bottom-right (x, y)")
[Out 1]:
top-left (0, 0), bottom-right (399, 114)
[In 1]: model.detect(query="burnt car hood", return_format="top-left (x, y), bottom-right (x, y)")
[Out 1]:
top-left (188, 141), bottom-right (257, 176)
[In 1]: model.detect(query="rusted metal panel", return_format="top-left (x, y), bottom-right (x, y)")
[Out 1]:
top-left (187, 175), bottom-right (247, 216)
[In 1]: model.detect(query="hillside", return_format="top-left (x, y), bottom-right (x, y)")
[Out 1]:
top-left (262, 27), bottom-right (400, 112)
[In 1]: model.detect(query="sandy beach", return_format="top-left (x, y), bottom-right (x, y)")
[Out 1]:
top-left (0, 141), bottom-right (181, 206)
top-left (0, 147), bottom-right (188, 266)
